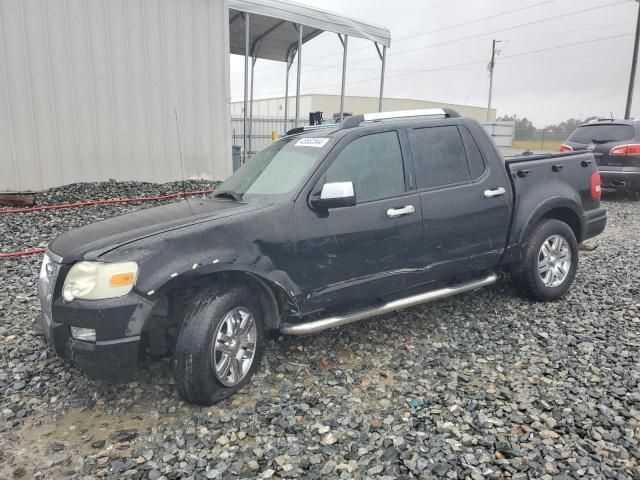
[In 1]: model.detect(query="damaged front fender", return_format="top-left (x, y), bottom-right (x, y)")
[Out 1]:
top-left (97, 202), bottom-right (302, 324)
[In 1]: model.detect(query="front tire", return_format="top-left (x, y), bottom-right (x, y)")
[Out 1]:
top-left (174, 284), bottom-right (263, 405)
top-left (512, 219), bottom-right (578, 301)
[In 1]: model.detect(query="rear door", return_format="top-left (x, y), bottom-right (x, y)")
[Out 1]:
top-left (407, 122), bottom-right (511, 282)
top-left (292, 128), bottom-right (424, 314)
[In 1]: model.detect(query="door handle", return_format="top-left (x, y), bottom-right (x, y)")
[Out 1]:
top-left (386, 205), bottom-right (415, 219)
top-left (484, 187), bottom-right (506, 199)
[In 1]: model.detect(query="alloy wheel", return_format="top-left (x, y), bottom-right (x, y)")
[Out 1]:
top-left (211, 307), bottom-right (257, 387)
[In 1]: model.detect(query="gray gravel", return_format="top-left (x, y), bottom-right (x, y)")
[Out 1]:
top-left (0, 182), bottom-right (639, 479)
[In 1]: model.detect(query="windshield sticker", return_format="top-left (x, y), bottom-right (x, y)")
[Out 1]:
top-left (295, 138), bottom-right (329, 148)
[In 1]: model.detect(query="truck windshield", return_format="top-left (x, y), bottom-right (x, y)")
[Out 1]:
top-left (216, 137), bottom-right (332, 198)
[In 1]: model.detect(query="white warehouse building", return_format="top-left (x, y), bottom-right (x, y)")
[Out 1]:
top-left (231, 94), bottom-right (496, 123)
top-left (229, 95), bottom-right (511, 154)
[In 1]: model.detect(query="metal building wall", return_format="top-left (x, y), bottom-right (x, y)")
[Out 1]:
top-left (0, 0), bottom-right (232, 192)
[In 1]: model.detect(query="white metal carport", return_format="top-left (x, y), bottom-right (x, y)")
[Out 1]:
top-left (0, 0), bottom-right (390, 192)
top-left (228, 0), bottom-right (391, 162)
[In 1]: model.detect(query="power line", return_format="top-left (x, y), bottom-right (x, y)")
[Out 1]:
top-left (233, 33), bottom-right (634, 100)
top-left (308, 0), bottom-right (628, 69)
top-left (231, 0), bottom-right (563, 78)
top-left (230, 0), bottom-right (628, 85)
top-left (398, 0), bottom-right (557, 42)
top-left (500, 32), bottom-right (633, 60)
top-left (464, 64), bottom-right (486, 105)
top-left (384, 0), bottom-right (461, 21)
top-left (499, 50), bottom-right (631, 65)
top-left (501, 22), bottom-right (629, 42)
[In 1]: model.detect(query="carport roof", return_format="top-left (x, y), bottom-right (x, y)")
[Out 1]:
top-left (228, 0), bottom-right (391, 62)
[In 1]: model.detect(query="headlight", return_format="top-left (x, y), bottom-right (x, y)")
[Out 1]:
top-left (62, 261), bottom-right (138, 302)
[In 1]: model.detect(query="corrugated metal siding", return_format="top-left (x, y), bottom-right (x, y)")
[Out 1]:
top-left (0, 0), bottom-right (231, 192)
top-left (481, 121), bottom-right (515, 149)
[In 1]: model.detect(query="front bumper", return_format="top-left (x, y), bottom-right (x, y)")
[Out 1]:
top-left (40, 313), bottom-right (140, 379)
top-left (599, 168), bottom-right (640, 191)
top-left (38, 251), bottom-right (145, 380)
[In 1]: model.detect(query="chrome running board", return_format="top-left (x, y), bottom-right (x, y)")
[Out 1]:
top-left (280, 273), bottom-right (497, 335)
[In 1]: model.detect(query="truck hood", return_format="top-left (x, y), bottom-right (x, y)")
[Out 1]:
top-left (48, 197), bottom-right (269, 263)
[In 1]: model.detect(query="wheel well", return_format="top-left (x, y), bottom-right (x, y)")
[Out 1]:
top-left (541, 207), bottom-right (581, 242)
top-left (164, 271), bottom-right (286, 332)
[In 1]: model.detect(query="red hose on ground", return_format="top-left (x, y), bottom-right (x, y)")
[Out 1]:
top-left (1, 188), bottom-right (215, 258)
top-left (0, 247), bottom-right (46, 258)
top-left (0, 188), bottom-right (214, 214)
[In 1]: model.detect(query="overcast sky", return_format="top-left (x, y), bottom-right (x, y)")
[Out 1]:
top-left (229, 0), bottom-right (640, 127)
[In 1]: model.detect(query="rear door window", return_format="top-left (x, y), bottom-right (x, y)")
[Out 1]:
top-left (325, 131), bottom-right (405, 203)
top-left (410, 126), bottom-right (471, 189)
top-left (568, 124), bottom-right (634, 144)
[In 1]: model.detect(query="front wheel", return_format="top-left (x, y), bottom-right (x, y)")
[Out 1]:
top-left (512, 219), bottom-right (578, 301)
top-left (174, 284), bottom-right (263, 405)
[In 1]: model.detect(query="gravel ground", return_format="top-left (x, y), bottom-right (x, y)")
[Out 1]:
top-left (0, 182), bottom-right (638, 480)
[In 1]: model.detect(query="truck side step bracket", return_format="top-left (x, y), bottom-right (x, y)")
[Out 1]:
top-left (280, 273), bottom-right (498, 335)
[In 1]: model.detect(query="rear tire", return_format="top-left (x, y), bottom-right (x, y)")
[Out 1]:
top-left (174, 284), bottom-right (263, 405)
top-left (512, 219), bottom-right (578, 301)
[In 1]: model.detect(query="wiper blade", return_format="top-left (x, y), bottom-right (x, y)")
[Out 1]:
top-left (591, 139), bottom-right (616, 144)
top-left (214, 190), bottom-right (243, 201)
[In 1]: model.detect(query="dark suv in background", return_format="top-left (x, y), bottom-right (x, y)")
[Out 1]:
top-left (561, 118), bottom-right (640, 193)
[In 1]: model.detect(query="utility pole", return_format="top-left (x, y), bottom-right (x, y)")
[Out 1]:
top-left (625, 0), bottom-right (640, 119)
top-left (487, 39), bottom-right (501, 122)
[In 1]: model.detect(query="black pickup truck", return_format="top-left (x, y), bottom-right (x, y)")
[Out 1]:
top-left (38, 109), bottom-right (606, 405)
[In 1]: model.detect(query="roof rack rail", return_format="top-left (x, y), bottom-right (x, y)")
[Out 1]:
top-left (587, 116), bottom-right (616, 124)
top-left (285, 123), bottom-right (338, 136)
top-left (339, 108), bottom-right (461, 130)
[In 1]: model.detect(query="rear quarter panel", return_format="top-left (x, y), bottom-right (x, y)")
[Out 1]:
top-left (507, 152), bottom-right (597, 250)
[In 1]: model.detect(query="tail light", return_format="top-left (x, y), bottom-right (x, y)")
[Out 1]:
top-left (609, 144), bottom-right (640, 155)
top-left (591, 170), bottom-right (601, 200)
top-left (559, 144), bottom-right (573, 152)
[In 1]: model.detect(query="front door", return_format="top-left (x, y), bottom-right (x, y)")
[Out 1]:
top-left (292, 129), bottom-right (423, 314)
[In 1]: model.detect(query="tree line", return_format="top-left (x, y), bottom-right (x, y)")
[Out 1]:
top-left (497, 115), bottom-right (599, 142)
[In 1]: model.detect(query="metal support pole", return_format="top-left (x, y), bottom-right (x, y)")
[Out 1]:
top-left (375, 44), bottom-right (386, 112)
top-left (339, 34), bottom-right (348, 122)
top-left (249, 57), bottom-right (256, 156)
top-left (284, 57), bottom-right (293, 130)
top-left (295, 25), bottom-right (303, 127)
top-left (625, 0), bottom-right (640, 119)
top-left (243, 13), bottom-right (250, 164)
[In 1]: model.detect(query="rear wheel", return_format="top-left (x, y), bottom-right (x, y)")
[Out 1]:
top-left (174, 284), bottom-right (263, 405)
top-left (512, 219), bottom-right (578, 301)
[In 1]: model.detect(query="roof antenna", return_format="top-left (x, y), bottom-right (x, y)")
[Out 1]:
top-left (610, 111), bottom-right (614, 121)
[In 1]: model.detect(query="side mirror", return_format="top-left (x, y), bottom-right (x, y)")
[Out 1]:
top-left (310, 181), bottom-right (356, 210)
